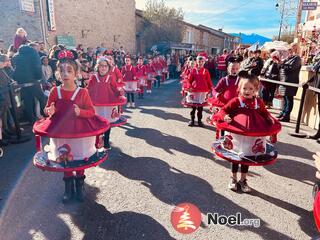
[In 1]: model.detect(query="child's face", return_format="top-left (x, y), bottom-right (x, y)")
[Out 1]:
top-left (125, 58), bottom-right (131, 65)
top-left (43, 58), bottom-right (48, 65)
top-left (59, 63), bottom-right (76, 83)
top-left (229, 63), bottom-right (240, 76)
top-left (138, 59), bottom-right (143, 64)
top-left (98, 61), bottom-right (109, 75)
top-left (240, 80), bottom-right (256, 99)
top-left (197, 58), bottom-right (205, 67)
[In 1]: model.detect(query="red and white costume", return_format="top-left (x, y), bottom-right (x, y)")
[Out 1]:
top-left (121, 64), bottom-right (138, 93)
top-left (87, 73), bottom-right (127, 127)
top-left (152, 60), bottom-right (163, 77)
top-left (110, 66), bottom-right (124, 88)
top-left (145, 62), bottom-right (156, 91)
top-left (185, 67), bottom-right (212, 105)
top-left (135, 63), bottom-right (147, 93)
top-left (208, 75), bottom-right (239, 108)
top-left (33, 86), bottom-right (110, 162)
top-left (212, 96), bottom-right (281, 164)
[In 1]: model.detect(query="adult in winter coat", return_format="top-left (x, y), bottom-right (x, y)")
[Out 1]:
top-left (277, 43), bottom-right (302, 122)
top-left (260, 51), bottom-right (280, 107)
top-left (12, 44), bottom-right (46, 123)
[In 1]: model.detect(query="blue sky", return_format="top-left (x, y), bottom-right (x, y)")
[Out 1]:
top-left (136, 0), bottom-right (298, 38)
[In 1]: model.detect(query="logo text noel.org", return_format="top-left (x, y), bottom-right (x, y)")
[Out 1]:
top-left (207, 213), bottom-right (260, 228)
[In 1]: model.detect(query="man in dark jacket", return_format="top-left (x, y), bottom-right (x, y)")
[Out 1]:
top-left (306, 52), bottom-right (320, 140)
top-left (12, 44), bottom-right (46, 124)
top-left (277, 43), bottom-right (302, 122)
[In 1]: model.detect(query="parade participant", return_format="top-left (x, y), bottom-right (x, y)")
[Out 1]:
top-left (217, 49), bottom-right (228, 79)
top-left (135, 57), bottom-right (147, 99)
top-left (145, 58), bottom-right (156, 93)
top-left (106, 54), bottom-right (124, 88)
top-left (180, 57), bottom-right (195, 97)
top-left (33, 50), bottom-right (110, 203)
top-left (185, 53), bottom-right (213, 127)
top-left (152, 55), bottom-right (163, 88)
top-left (208, 61), bottom-right (240, 109)
top-left (87, 57), bottom-right (126, 150)
top-left (121, 56), bottom-right (138, 107)
top-left (160, 55), bottom-right (168, 83)
top-left (212, 71), bottom-right (281, 193)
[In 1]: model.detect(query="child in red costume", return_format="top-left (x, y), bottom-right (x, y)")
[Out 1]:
top-left (87, 57), bottom-right (125, 150)
top-left (217, 72), bottom-right (277, 193)
top-left (145, 58), bottom-right (156, 93)
top-left (152, 55), bottom-right (163, 88)
top-left (135, 57), bottom-right (147, 99)
top-left (121, 56), bottom-right (137, 108)
top-left (187, 54), bottom-right (213, 127)
top-left (44, 50), bottom-right (109, 202)
top-left (209, 61), bottom-right (240, 108)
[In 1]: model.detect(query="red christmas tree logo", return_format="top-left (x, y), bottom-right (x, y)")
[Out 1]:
top-left (171, 203), bottom-right (201, 234)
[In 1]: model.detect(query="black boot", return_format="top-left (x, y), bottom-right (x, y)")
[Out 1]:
top-left (188, 120), bottom-right (195, 127)
top-left (75, 175), bottom-right (86, 202)
top-left (309, 130), bottom-right (320, 140)
top-left (62, 177), bottom-right (75, 204)
top-left (198, 121), bottom-right (205, 127)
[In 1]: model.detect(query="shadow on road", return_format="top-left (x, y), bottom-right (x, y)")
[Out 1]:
top-left (120, 124), bottom-right (212, 158)
top-left (69, 184), bottom-right (174, 240)
top-left (251, 189), bottom-right (318, 238)
top-left (138, 107), bottom-right (190, 123)
top-left (102, 147), bottom-right (294, 239)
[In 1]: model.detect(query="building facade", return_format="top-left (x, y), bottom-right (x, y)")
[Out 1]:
top-left (136, 9), bottom-right (237, 55)
top-left (0, 0), bottom-right (136, 52)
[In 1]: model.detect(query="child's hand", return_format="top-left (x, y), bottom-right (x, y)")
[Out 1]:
top-left (74, 104), bottom-right (81, 116)
top-left (224, 114), bottom-right (232, 123)
top-left (47, 102), bottom-right (56, 117)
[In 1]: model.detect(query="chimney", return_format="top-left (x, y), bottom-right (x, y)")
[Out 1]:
top-left (218, 28), bottom-right (223, 32)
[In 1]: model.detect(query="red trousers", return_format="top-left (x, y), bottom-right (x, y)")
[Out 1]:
top-left (147, 80), bottom-right (152, 90)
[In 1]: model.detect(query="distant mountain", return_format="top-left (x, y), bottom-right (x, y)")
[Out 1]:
top-left (230, 33), bottom-right (272, 45)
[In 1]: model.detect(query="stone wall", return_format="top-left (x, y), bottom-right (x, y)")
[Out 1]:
top-left (0, 0), bottom-right (136, 53)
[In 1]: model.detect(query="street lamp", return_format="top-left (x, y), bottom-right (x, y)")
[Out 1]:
top-left (276, 1), bottom-right (286, 41)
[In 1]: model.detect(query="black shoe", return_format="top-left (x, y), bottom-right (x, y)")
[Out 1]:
top-left (198, 121), bottom-right (205, 127)
top-left (62, 177), bottom-right (75, 204)
top-left (0, 140), bottom-right (9, 147)
top-left (279, 116), bottom-right (290, 122)
top-left (75, 175), bottom-right (86, 202)
top-left (188, 121), bottom-right (195, 127)
top-left (308, 132), bottom-right (320, 140)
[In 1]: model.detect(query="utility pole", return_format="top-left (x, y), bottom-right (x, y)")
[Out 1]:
top-left (278, 1), bottom-right (286, 41)
top-left (294, 0), bottom-right (303, 38)
top-left (276, 0), bottom-right (299, 41)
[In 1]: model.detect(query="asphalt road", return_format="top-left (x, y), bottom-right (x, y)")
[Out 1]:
top-left (0, 79), bottom-right (319, 240)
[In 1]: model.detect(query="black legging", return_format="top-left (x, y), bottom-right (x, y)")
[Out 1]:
top-left (190, 107), bottom-right (203, 121)
top-left (231, 163), bottom-right (249, 173)
top-left (126, 93), bottom-right (135, 103)
top-left (104, 128), bottom-right (111, 148)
